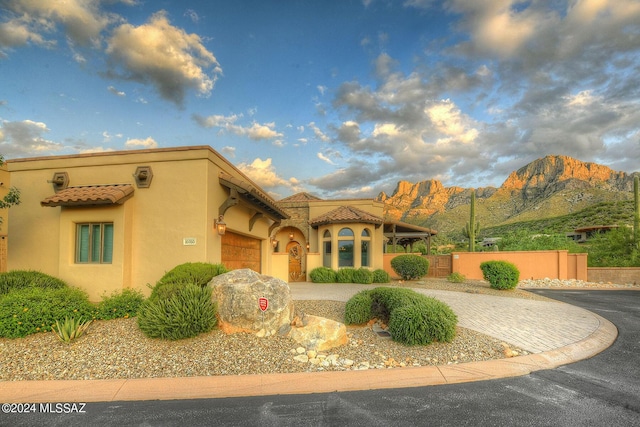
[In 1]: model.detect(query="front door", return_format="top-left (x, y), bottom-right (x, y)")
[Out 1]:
top-left (287, 241), bottom-right (303, 281)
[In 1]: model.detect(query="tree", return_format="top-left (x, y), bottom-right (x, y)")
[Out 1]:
top-left (0, 155), bottom-right (20, 227)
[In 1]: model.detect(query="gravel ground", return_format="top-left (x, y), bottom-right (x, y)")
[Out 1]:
top-left (1, 278), bottom-right (636, 382)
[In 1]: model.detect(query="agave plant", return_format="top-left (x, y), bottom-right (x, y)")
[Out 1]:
top-left (52, 317), bottom-right (92, 343)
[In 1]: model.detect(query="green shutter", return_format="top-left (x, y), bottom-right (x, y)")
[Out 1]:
top-left (102, 223), bottom-right (114, 263)
top-left (77, 224), bottom-right (89, 262)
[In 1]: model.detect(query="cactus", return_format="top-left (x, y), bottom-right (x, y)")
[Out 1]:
top-left (462, 190), bottom-right (480, 252)
top-left (634, 175), bottom-right (639, 250)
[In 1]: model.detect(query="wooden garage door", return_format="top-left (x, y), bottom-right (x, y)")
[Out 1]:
top-left (221, 231), bottom-right (262, 273)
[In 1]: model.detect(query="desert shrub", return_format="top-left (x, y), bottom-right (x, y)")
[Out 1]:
top-left (0, 270), bottom-right (68, 296)
top-left (344, 290), bottom-right (373, 324)
top-left (372, 269), bottom-right (390, 283)
top-left (388, 298), bottom-right (457, 345)
top-left (447, 272), bottom-right (466, 283)
top-left (336, 268), bottom-right (356, 283)
top-left (309, 267), bottom-right (337, 283)
top-left (352, 268), bottom-right (373, 284)
top-left (480, 261), bottom-right (520, 290)
top-left (52, 317), bottom-right (92, 343)
top-left (390, 255), bottom-right (430, 280)
top-left (137, 284), bottom-right (216, 340)
top-left (344, 287), bottom-right (457, 345)
top-left (157, 262), bottom-right (228, 288)
top-left (0, 287), bottom-right (94, 338)
top-left (95, 289), bottom-right (145, 320)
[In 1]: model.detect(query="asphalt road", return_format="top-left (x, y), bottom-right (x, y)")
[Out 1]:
top-left (3, 290), bottom-right (639, 427)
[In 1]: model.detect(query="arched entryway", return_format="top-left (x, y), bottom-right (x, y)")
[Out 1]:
top-left (287, 240), bottom-right (304, 281)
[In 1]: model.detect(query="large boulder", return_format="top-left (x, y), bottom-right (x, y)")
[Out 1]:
top-left (209, 269), bottom-right (294, 336)
top-left (288, 314), bottom-right (348, 351)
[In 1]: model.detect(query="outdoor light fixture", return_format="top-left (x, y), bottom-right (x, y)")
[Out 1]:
top-left (271, 239), bottom-right (279, 250)
top-left (215, 215), bottom-right (226, 235)
top-left (306, 242), bottom-right (310, 250)
top-left (289, 232), bottom-right (294, 240)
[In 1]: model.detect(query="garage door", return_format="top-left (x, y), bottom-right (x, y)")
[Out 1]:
top-left (221, 231), bottom-right (262, 273)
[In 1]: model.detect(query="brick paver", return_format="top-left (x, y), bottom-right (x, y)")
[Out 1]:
top-left (289, 283), bottom-right (602, 354)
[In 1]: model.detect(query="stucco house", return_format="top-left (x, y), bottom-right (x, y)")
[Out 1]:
top-left (5, 146), bottom-right (436, 301)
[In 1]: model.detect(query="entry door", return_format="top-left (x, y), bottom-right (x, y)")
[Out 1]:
top-left (287, 241), bottom-right (303, 281)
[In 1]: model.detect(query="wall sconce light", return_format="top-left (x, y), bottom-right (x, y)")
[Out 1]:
top-left (306, 242), bottom-right (310, 250)
top-left (289, 232), bottom-right (294, 240)
top-left (271, 239), bottom-right (279, 250)
top-left (215, 215), bottom-right (226, 235)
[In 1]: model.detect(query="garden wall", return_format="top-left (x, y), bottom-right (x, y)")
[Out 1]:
top-left (451, 251), bottom-right (588, 281)
top-left (587, 267), bottom-right (640, 285)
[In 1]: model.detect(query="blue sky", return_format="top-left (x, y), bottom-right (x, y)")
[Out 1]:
top-left (1, 0), bottom-right (639, 199)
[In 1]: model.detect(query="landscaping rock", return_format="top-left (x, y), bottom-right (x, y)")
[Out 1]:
top-left (209, 269), bottom-right (294, 335)
top-left (287, 313), bottom-right (348, 351)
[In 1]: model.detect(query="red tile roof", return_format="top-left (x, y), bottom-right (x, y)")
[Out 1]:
top-left (278, 192), bottom-right (322, 202)
top-left (41, 184), bottom-right (134, 207)
top-left (309, 205), bottom-right (384, 227)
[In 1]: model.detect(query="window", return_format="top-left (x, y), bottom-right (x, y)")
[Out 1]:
top-left (338, 227), bottom-right (354, 267)
top-left (76, 223), bottom-right (113, 264)
top-left (361, 228), bottom-right (371, 267)
top-left (322, 230), bottom-right (332, 267)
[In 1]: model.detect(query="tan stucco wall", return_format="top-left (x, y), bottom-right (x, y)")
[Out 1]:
top-left (7, 146), bottom-right (275, 301)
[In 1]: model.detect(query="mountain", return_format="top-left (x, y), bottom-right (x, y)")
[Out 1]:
top-left (378, 155), bottom-right (638, 236)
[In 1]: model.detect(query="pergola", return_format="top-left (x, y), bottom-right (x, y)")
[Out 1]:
top-left (383, 220), bottom-right (437, 253)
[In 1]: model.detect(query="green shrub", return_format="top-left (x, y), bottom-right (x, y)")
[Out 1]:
top-left (344, 287), bottom-right (457, 345)
top-left (351, 268), bottom-right (373, 284)
top-left (138, 284), bottom-right (217, 340)
top-left (447, 272), bottom-right (466, 283)
top-left (95, 289), bottom-right (145, 320)
top-left (0, 270), bottom-right (68, 296)
top-left (309, 267), bottom-right (337, 283)
top-left (390, 255), bottom-right (430, 280)
top-left (480, 261), bottom-right (520, 290)
top-left (388, 298), bottom-right (457, 345)
top-left (372, 269), bottom-right (390, 283)
top-left (336, 268), bottom-right (356, 283)
top-left (157, 262), bottom-right (228, 288)
top-left (0, 287), bottom-right (94, 338)
top-left (344, 290), bottom-right (373, 324)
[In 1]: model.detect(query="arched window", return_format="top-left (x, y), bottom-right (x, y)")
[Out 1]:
top-left (361, 228), bottom-right (371, 267)
top-left (338, 227), bottom-right (354, 267)
top-left (322, 229), bottom-right (332, 267)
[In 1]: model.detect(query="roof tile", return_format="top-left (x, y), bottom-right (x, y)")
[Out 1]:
top-left (309, 205), bottom-right (383, 227)
top-left (41, 184), bottom-right (134, 207)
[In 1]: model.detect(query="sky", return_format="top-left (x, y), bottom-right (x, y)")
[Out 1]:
top-left (1, 0), bottom-right (639, 200)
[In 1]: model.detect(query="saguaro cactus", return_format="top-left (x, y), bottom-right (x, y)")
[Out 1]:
top-left (634, 175), bottom-right (639, 249)
top-left (462, 190), bottom-right (479, 252)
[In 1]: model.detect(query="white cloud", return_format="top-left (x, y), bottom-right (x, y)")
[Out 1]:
top-left (317, 152), bottom-right (336, 165)
top-left (124, 136), bottom-right (158, 149)
top-left (106, 11), bottom-right (222, 106)
top-left (220, 146), bottom-right (236, 158)
top-left (237, 158), bottom-right (302, 193)
top-left (309, 121), bottom-right (330, 142)
top-left (0, 119), bottom-right (62, 156)
top-left (107, 86), bottom-right (125, 97)
top-left (193, 113), bottom-right (283, 141)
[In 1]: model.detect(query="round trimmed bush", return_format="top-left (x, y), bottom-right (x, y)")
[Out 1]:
top-left (157, 262), bottom-right (228, 288)
top-left (137, 284), bottom-right (217, 340)
top-left (388, 297), bottom-right (457, 345)
top-left (336, 268), bottom-right (356, 283)
top-left (352, 268), bottom-right (373, 284)
top-left (309, 267), bottom-right (337, 283)
top-left (344, 290), bottom-right (373, 324)
top-left (372, 269), bottom-right (390, 283)
top-left (0, 287), bottom-right (94, 338)
top-left (480, 261), bottom-right (520, 290)
top-left (390, 255), bottom-right (430, 280)
top-left (0, 270), bottom-right (68, 296)
top-left (447, 272), bottom-right (466, 283)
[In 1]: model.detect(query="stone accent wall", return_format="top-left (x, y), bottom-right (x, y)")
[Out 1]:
top-left (588, 267), bottom-right (640, 285)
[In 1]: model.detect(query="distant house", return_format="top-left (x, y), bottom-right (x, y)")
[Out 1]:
top-left (566, 225), bottom-right (619, 243)
top-left (6, 146), bottom-right (437, 300)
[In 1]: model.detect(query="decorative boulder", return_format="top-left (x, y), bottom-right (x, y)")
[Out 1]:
top-left (288, 313), bottom-right (348, 351)
top-left (209, 269), bottom-right (294, 336)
